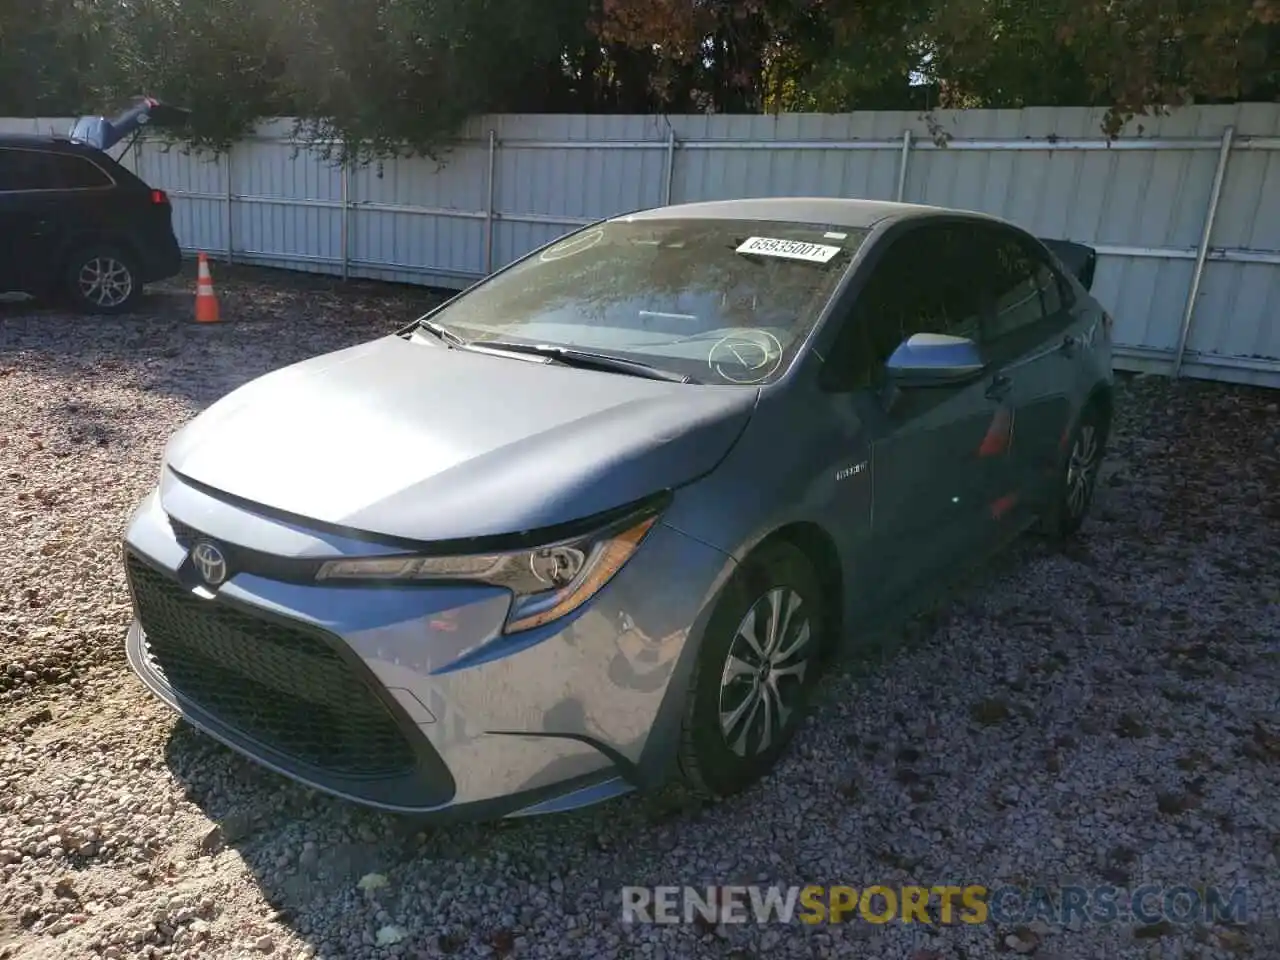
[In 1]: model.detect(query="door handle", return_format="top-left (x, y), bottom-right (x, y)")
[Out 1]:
top-left (985, 374), bottom-right (1012, 401)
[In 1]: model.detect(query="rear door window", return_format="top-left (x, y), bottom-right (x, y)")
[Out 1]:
top-left (973, 225), bottom-right (1069, 361)
top-left (1030, 242), bottom-right (1074, 313)
top-left (0, 149), bottom-right (112, 191)
top-left (984, 231), bottom-right (1046, 339)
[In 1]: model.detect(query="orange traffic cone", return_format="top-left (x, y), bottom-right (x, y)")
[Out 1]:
top-left (195, 253), bottom-right (220, 323)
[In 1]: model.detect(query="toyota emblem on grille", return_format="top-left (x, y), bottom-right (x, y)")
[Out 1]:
top-left (191, 541), bottom-right (228, 586)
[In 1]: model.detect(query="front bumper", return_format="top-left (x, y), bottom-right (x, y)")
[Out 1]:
top-left (121, 475), bottom-right (735, 819)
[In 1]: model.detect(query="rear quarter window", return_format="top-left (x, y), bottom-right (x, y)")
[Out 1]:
top-left (47, 154), bottom-right (114, 189)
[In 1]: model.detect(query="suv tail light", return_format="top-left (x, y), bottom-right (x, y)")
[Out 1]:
top-left (150, 189), bottom-right (170, 206)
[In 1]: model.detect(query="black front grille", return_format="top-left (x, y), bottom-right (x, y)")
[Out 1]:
top-left (126, 553), bottom-right (417, 779)
top-left (168, 517), bottom-right (200, 546)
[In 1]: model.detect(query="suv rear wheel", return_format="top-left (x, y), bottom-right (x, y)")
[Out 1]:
top-left (64, 245), bottom-right (142, 314)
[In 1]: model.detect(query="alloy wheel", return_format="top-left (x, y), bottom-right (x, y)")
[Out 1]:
top-left (78, 256), bottom-right (134, 309)
top-left (1065, 423), bottom-right (1100, 518)
top-left (717, 586), bottom-right (814, 757)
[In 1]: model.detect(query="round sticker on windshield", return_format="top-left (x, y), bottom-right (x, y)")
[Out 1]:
top-left (540, 228), bottom-right (605, 263)
top-left (707, 330), bottom-right (783, 384)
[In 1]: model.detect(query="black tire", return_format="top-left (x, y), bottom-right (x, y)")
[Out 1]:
top-left (676, 540), bottom-right (826, 799)
top-left (1038, 400), bottom-right (1109, 540)
top-left (62, 244), bottom-right (143, 314)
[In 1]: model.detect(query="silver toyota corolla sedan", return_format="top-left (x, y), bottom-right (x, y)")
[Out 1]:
top-left (122, 198), bottom-right (1114, 820)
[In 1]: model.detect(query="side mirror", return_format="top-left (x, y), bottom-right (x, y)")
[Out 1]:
top-left (885, 333), bottom-right (985, 387)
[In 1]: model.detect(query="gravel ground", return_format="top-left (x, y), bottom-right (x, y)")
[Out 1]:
top-left (1, 263), bottom-right (1278, 960)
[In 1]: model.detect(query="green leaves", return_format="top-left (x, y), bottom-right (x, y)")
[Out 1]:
top-left (1, 0), bottom-right (1274, 159)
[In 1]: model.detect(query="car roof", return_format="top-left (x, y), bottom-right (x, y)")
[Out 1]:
top-left (616, 197), bottom-right (1005, 230)
top-left (0, 132), bottom-right (101, 155)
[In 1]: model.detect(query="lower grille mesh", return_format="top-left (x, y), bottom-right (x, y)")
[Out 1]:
top-left (126, 554), bottom-right (416, 778)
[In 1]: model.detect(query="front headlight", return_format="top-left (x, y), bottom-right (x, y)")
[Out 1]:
top-left (315, 510), bottom-right (660, 633)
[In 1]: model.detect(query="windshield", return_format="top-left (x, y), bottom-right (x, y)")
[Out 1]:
top-left (425, 218), bottom-right (869, 385)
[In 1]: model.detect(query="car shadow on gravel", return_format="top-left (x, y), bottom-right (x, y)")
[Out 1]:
top-left (158, 715), bottom-right (706, 951)
top-left (0, 263), bottom-right (449, 412)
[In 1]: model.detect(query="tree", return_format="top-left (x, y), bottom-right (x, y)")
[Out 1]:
top-left (90, 0), bottom-right (290, 152)
top-left (926, 0), bottom-right (1280, 133)
top-left (0, 0), bottom-right (98, 115)
top-left (0, 0), bottom-right (1275, 156)
top-left (598, 0), bottom-right (1280, 131)
top-left (278, 0), bottom-right (600, 164)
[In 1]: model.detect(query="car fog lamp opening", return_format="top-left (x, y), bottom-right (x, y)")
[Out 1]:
top-left (314, 513), bottom-right (660, 633)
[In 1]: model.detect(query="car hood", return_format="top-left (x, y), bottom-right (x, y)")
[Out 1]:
top-left (163, 333), bottom-right (758, 543)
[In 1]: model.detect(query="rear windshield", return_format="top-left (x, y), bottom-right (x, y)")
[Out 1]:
top-left (429, 218), bottom-right (869, 384)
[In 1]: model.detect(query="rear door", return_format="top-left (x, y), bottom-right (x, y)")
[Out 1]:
top-left (822, 220), bottom-right (1020, 598)
top-left (971, 224), bottom-right (1081, 523)
top-left (0, 149), bottom-right (24, 290)
top-left (8, 150), bottom-right (124, 294)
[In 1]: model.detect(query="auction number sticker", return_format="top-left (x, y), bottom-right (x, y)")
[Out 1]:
top-left (735, 236), bottom-right (841, 264)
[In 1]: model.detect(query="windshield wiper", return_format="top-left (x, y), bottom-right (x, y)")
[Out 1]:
top-left (415, 317), bottom-right (465, 347)
top-left (467, 340), bottom-right (697, 384)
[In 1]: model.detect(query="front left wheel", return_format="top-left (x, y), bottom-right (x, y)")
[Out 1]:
top-left (676, 540), bottom-right (826, 800)
top-left (63, 245), bottom-right (143, 314)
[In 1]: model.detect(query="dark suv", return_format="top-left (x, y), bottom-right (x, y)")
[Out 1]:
top-left (0, 102), bottom-right (184, 314)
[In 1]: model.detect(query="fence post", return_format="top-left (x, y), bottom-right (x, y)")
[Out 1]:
top-left (340, 160), bottom-right (350, 281)
top-left (224, 148), bottom-right (234, 265)
top-left (895, 130), bottom-right (912, 202)
top-left (1173, 125), bottom-right (1234, 379)
top-left (484, 129), bottom-right (497, 275)
top-left (663, 128), bottom-right (677, 206)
